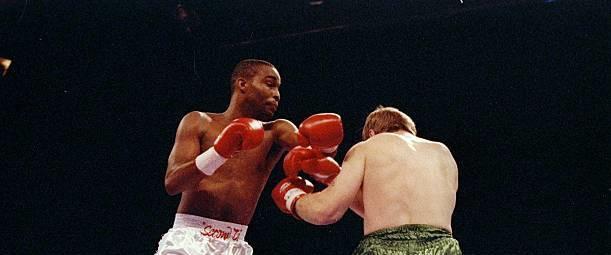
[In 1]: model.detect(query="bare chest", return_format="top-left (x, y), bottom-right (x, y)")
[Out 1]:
top-left (197, 127), bottom-right (281, 188)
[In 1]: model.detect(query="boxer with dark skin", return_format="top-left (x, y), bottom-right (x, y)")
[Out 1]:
top-left (157, 59), bottom-right (343, 255)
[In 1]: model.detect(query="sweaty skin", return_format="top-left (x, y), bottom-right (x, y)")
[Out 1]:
top-left (168, 113), bottom-right (298, 225)
top-left (164, 64), bottom-right (302, 225)
top-left (295, 131), bottom-right (458, 234)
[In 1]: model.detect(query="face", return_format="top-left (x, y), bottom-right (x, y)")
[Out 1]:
top-left (240, 66), bottom-right (281, 120)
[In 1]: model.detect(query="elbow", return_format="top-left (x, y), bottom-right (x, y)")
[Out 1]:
top-left (295, 195), bottom-right (345, 225)
top-left (164, 176), bottom-right (180, 196)
top-left (310, 207), bottom-right (342, 225)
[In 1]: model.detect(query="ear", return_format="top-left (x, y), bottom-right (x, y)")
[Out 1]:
top-left (368, 129), bottom-right (376, 139)
top-left (236, 78), bottom-right (248, 93)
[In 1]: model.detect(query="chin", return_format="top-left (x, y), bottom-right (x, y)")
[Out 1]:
top-left (259, 111), bottom-right (275, 121)
top-left (260, 113), bottom-right (274, 121)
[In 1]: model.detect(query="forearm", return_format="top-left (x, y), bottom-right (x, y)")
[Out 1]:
top-left (294, 193), bottom-right (343, 225)
top-left (277, 130), bottom-right (304, 149)
top-left (165, 144), bottom-right (231, 195)
top-left (164, 161), bottom-right (206, 195)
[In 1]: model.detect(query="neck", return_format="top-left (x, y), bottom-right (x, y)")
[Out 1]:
top-left (224, 95), bottom-right (259, 120)
top-left (224, 97), bottom-right (243, 120)
top-left (394, 130), bottom-right (415, 137)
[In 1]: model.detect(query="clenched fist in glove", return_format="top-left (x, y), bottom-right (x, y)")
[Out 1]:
top-left (283, 146), bottom-right (341, 185)
top-left (271, 176), bottom-right (314, 218)
top-left (195, 118), bottom-right (264, 175)
top-left (297, 113), bottom-right (343, 154)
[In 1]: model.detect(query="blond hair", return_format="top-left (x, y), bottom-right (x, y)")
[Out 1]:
top-left (362, 106), bottom-right (416, 140)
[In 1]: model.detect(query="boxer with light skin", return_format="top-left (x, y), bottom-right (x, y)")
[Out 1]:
top-left (273, 106), bottom-right (462, 255)
top-left (156, 59), bottom-right (344, 255)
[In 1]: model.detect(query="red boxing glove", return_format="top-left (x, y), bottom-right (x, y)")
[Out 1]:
top-left (214, 118), bottom-right (264, 158)
top-left (283, 146), bottom-right (323, 177)
top-left (271, 176), bottom-right (314, 216)
top-left (301, 156), bottom-right (341, 186)
top-left (283, 146), bottom-right (340, 185)
top-left (298, 113), bottom-right (344, 153)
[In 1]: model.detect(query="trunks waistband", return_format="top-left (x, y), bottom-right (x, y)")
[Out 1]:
top-left (173, 213), bottom-right (248, 241)
top-left (364, 224), bottom-right (452, 240)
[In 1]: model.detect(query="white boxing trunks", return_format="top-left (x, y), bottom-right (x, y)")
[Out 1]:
top-left (156, 213), bottom-right (253, 255)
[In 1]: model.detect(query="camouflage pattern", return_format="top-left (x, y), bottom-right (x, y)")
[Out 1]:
top-left (352, 224), bottom-right (461, 255)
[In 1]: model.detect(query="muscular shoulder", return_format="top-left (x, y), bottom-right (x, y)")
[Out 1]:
top-left (344, 141), bottom-right (368, 160)
top-left (365, 133), bottom-right (450, 155)
top-left (409, 137), bottom-right (455, 165)
top-left (266, 118), bottom-right (298, 135)
top-left (434, 142), bottom-right (455, 166)
top-left (263, 118), bottom-right (299, 148)
top-left (362, 133), bottom-right (404, 149)
top-left (182, 111), bottom-right (213, 124)
top-left (416, 137), bottom-right (451, 156)
top-left (267, 118), bottom-right (296, 128)
top-left (354, 135), bottom-right (400, 162)
top-left (179, 111), bottom-right (213, 133)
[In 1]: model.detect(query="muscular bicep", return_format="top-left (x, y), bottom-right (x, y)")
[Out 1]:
top-left (166, 112), bottom-right (205, 174)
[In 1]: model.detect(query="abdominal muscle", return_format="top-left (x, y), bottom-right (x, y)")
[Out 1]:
top-left (177, 141), bottom-right (277, 225)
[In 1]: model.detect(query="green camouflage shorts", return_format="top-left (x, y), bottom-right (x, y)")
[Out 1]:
top-left (352, 224), bottom-right (461, 255)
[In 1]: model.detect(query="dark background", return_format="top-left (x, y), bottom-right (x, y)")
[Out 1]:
top-left (2, 0), bottom-right (609, 254)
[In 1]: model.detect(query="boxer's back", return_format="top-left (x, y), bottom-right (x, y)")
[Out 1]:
top-left (361, 132), bottom-right (458, 235)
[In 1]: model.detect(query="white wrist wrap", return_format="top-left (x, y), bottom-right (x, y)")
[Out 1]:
top-left (284, 188), bottom-right (306, 212)
top-left (195, 147), bottom-right (228, 175)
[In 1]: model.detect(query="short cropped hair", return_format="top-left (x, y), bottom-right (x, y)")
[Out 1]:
top-left (230, 59), bottom-right (275, 93)
top-left (362, 106), bottom-right (417, 140)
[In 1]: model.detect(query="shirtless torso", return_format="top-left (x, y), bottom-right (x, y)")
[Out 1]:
top-left (358, 132), bottom-right (458, 234)
top-left (292, 131), bottom-right (458, 234)
top-left (167, 112), bottom-right (299, 224)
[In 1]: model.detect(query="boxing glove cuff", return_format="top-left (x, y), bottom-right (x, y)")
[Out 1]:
top-left (284, 188), bottom-right (308, 221)
top-left (288, 192), bottom-right (306, 221)
top-left (195, 147), bottom-right (228, 175)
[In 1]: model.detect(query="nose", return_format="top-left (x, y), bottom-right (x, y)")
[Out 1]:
top-left (272, 90), bottom-right (280, 102)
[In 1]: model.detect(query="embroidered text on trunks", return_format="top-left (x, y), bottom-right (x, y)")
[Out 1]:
top-left (200, 221), bottom-right (243, 241)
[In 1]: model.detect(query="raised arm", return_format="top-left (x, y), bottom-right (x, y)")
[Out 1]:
top-left (272, 119), bottom-right (301, 150)
top-left (292, 143), bottom-right (366, 225)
